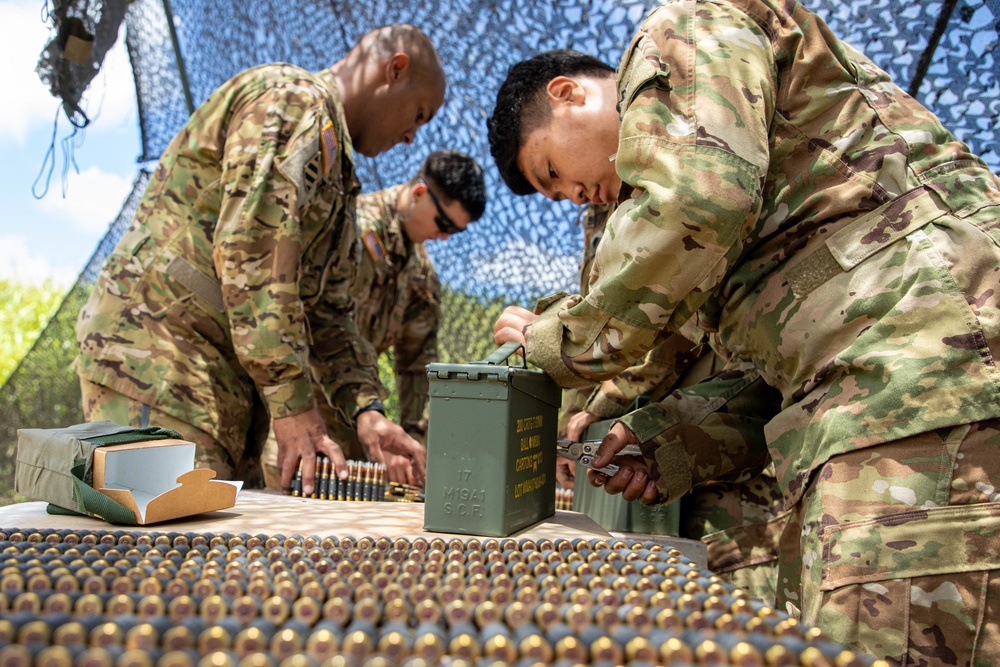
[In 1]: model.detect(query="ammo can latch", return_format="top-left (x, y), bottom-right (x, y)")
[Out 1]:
top-left (429, 341), bottom-right (526, 381)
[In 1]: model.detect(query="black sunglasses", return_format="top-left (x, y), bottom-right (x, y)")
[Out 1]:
top-left (418, 178), bottom-right (465, 234)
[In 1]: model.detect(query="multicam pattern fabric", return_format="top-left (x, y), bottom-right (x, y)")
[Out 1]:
top-left (348, 184), bottom-right (441, 440)
top-left (563, 204), bottom-right (786, 604)
top-left (524, 0), bottom-right (1000, 661)
top-left (262, 185), bottom-right (442, 482)
top-left (525, 0), bottom-right (1000, 504)
top-left (559, 204), bottom-right (705, 426)
top-left (76, 64), bottom-right (382, 474)
top-left (786, 423), bottom-right (1000, 664)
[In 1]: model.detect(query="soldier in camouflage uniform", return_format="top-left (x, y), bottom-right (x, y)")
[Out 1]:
top-left (261, 150), bottom-right (487, 486)
top-left (488, 1), bottom-right (1000, 662)
top-left (77, 24), bottom-right (445, 497)
top-left (557, 204), bottom-right (710, 484)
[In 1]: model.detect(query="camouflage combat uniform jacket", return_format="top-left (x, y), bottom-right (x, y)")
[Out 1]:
top-left (350, 184), bottom-right (441, 439)
top-left (525, 0), bottom-right (1000, 508)
top-left (76, 65), bottom-right (383, 465)
top-left (563, 204), bottom-right (786, 603)
top-left (559, 203), bottom-right (707, 429)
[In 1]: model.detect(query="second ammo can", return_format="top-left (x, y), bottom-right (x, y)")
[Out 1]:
top-left (423, 342), bottom-right (561, 536)
top-left (572, 415), bottom-right (680, 536)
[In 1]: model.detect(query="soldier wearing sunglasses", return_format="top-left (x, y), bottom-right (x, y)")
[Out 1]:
top-left (262, 150), bottom-right (487, 488)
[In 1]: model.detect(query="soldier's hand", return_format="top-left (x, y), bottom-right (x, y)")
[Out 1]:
top-left (356, 411), bottom-right (427, 486)
top-left (494, 305), bottom-right (537, 348)
top-left (272, 407), bottom-right (348, 496)
top-left (566, 410), bottom-right (599, 442)
top-left (587, 422), bottom-right (658, 504)
top-left (383, 451), bottom-right (415, 486)
top-left (555, 456), bottom-right (576, 490)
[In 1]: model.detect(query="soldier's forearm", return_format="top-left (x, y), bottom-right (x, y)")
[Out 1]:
top-left (619, 370), bottom-right (779, 504)
top-left (395, 371), bottom-right (429, 433)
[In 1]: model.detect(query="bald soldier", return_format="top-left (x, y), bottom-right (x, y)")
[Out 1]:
top-left (261, 150), bottom-right (487, 486)
top-left (77, 24), bottom-right (445, 496)
top-left (488, 5), bottom-right (1000, 664)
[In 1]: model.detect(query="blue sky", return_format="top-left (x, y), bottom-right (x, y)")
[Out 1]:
top-left (0, 0), bottom-right (142, 287)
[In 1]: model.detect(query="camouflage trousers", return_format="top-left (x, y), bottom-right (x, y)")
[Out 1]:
top-left (778, 421), bottom-right (1000, 666)
top-left (79, 378), bottom-right (262, 485)
top-left (680, 465), bottom-right (788, 605)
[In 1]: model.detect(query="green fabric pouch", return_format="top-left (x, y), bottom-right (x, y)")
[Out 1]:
top-left (15, 421), bottom-right (181, 525)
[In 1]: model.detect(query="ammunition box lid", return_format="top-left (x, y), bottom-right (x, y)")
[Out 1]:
top-left (426, 342), bottom-right (561, 407)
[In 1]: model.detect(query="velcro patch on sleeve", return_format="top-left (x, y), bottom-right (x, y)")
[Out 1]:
top-left (277, 134), bottom-right (321, 205)
top-left (320, 120), bottom-right (338, 174)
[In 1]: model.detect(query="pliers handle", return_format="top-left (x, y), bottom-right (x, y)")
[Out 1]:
top-left (556, 439), bottom-right (643, 476)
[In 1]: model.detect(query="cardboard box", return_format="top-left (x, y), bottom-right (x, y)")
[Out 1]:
top-left (91, 439), bottom-right (241, 525)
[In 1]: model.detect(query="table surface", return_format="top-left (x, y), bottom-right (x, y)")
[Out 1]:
top-left (0, 490), bottom-right (706, 564)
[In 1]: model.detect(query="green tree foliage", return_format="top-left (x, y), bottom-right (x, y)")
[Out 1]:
top-left (438, 288), bottom-right (509, 364)
top-left (0, 280), bottom-right (66, 384)
top-left (0, 279), bottom-right (78, 504)
top-left (378, 350), bottom-right (398, 422)
top-left (376, 287), bottom-right (510, 423)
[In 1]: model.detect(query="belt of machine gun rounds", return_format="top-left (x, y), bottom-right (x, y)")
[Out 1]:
top-left (290, 457), bottom-right (423, 503)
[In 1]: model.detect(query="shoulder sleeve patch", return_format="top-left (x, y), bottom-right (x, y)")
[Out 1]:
top-left (320, 120), bottom-right (338, 174)
top-left (361, 229), bottom-right (386, 263)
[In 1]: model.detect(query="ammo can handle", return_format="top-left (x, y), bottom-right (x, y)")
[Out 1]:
top-left (475, 341), bottom-right (527, 368)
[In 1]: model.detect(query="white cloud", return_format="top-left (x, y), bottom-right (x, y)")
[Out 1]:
top-left (0, 1), bottom-right (60, 141)
top-left (35, 166), bottom-right (133, 234)
top-left (0, 0), bottom-right (136, 144)
top-left (0, 234), bottom-right (76, 286)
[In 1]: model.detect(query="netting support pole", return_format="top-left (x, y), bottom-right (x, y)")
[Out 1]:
top-left (908, 0), bottom-right (959, 97)
top-left (162, 0), bottom-right (195, 116)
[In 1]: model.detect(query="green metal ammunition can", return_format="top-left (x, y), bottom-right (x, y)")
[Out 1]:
top-left (424, 342), bottom-right (561, 536)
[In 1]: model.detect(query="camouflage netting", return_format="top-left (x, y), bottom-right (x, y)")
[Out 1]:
top-left (1, 0), bottom-right (998, 501)
top-left (35, 0), bottom-right (133, 128)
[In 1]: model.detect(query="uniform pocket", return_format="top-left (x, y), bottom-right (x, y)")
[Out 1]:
top-left (164, 255), bottom-right (224, 314)
top-left (616, 13), bottom-right (673, 111)
top-left (821, 503), bottom-right (1000, 589)
top-left (818, 503), bottom-right (1000, 662)
top-left (618, 47), bottom-right (672, 110)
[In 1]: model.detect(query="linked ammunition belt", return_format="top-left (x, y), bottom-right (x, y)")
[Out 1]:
top-left (291, 459), bottom-right (423, 503)
top-left (554, 488), bottom-right (573, 512)
top-left (0, 529), bottom-right (880, 667)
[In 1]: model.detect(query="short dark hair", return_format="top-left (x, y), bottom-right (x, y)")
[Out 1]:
top-left (487, 50), bottom-right (614, 195)
top-left (419, 150), bottom-right (488, 221)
